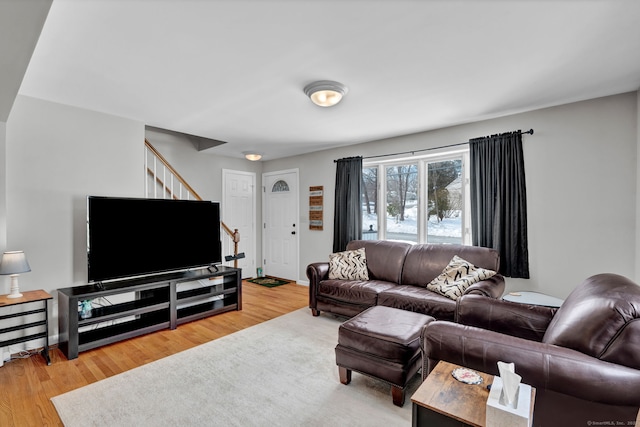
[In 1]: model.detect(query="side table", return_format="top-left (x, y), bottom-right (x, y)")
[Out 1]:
top-left (411, 361), bottom-right (492, 426)
top-left (0, 290), bottom-right (53, 365)
top-left (503, 291), bottom-right (564, 308)
top-left (411, 361), bottom-right (536, 427)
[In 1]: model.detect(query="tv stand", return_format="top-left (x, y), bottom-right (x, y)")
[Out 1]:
top-left (57, 266), bottom-right (241, 359)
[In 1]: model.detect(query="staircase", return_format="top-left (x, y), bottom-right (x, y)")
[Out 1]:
top-left (144, 139), bottom-right (241, 268)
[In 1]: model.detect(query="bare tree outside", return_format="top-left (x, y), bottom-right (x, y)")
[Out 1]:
top-left (362, 167), bottom-right (377, 215)
top-left (386, 164), bottom-right (418, 221)
top-left (427, 160), bottom-right (460, 222)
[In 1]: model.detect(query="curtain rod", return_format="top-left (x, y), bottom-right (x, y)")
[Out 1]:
top-left (334, 128), bottom-right (534, 162)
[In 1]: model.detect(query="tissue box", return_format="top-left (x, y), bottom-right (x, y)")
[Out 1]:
top-left (486, 376), bottom-right (534, 427)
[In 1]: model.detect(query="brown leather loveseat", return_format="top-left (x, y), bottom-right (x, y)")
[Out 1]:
top-left (421, 273), bottom-right (640, 427)
top-left (307, 239), bottom-right (505, 320)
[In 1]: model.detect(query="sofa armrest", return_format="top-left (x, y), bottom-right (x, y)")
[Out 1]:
top-left (463, 274), bottom-right (505, 299)
top-left (421, 321), bottom-right (640, 406)
top-left (455, 294), bottom-right (557, 342)
top-left (306, 262), bottom-right (329, 309)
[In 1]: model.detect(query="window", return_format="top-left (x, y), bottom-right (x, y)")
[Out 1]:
top-left (271, 180), bottom-right (290, 192)
top-left (362, 167), bottom-right (378, 240)
top-left (362, 150), bottom-right (470, 245)
top-left (426, 159), bottom-right (463, 244)
top-left (385, 163), bottom-right (418, 242)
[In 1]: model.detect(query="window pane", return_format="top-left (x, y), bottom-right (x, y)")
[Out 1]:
top-left (361, 167), bottom-right (378, 240)
top-left (271, 180), bottom-right (290, 192)
top-left (426, 159), bottom-right (462, 244)
top-left (385, 164), bottom-right (418, 243)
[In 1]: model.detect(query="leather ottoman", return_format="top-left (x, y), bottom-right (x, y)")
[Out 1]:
top-left (335, 305), bottom-right (435, 406)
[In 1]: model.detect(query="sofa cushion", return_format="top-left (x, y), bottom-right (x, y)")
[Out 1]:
top-left (401, 244), bottom-right (500, 286)
top-left (318, 279), bottom-right (397, 307)
top-left (347, 240), bottom-right (411, 284)
top-left (426, 256), bottom-right (496, 300)
top-left (328, 247), bottom-right (369, 280)
top-left (378, 285), bottom-right (457, 321)
top-left (543, 273), bottom-right (640, 364)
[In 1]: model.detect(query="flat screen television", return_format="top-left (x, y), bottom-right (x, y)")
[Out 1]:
top-left (87, 196), bottom-right (222, 283)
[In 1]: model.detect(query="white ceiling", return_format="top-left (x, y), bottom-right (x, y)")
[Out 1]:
top-left (14, 0), bottom-right (640, 160)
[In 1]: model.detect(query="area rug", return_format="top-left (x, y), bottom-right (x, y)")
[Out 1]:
top-left (246, 276), bottom-right (290, 287)
top-left (51, 308), bottom-right (419, 426)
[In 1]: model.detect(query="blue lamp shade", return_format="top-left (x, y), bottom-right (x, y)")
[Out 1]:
top-left (0, 251), bottom-right (31, 298)
top-left (0, 251), bottom-right (31, 275)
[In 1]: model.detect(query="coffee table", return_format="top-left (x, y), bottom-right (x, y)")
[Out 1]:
top-left (411, 361), bottom-right (535, 427)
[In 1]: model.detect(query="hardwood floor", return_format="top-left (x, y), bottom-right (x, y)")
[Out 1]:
top-left (0, 281), bottom-right (309, 426)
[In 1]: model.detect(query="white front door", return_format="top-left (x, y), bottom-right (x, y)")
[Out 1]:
top-left (222, 169), bottom-right (256, 278)
top-left (263, 169), bottom-right (299, 281)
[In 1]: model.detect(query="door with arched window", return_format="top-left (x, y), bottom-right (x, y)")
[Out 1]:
top-left (262, 169), bottom-right (299, 281)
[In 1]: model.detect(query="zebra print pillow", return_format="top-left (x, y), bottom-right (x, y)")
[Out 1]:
top-left (426, 255), bottom-right (496, 300)
top-left (328, 247), bottom-right (369, 280)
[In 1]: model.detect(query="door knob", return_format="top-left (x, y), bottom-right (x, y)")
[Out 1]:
top-left (291, 231), bottom-right (296, 235)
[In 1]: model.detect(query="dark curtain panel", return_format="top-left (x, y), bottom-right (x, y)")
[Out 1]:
top-left (333, 157), bottom-right (363, 252)
top-left (469, 131), bottom-right (529, 278)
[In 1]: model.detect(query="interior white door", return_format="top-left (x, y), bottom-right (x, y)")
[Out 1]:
top-left (263, 170), bottom-right (299, 281)
top-left (222, 169), bottom-right (256, 278)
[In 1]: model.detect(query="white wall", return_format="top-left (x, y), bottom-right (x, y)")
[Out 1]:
top-left (265, 92), bottom-right (638, 299)
top-left (5, 95), bottom-right (144, 344)
top-left (0, 121), bottom-right (6, 250)
top-left (637, 92), bottom-right (640, 281)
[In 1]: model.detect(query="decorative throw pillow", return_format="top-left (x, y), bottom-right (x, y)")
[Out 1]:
top-left (328, 248), bottom-right (369, 280)
top-left (426, 255), bottom-right (496, 300)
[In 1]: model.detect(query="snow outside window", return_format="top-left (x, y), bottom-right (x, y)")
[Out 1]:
top-left (362, 150), bottom-right (470, 245)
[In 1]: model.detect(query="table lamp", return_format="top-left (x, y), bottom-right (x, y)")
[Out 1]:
top-left (0, 251), bottom-right (31, 298)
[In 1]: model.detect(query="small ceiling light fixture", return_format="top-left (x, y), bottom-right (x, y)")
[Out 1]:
top-left (243, 152), bottom-right (262, 161)
top-left (304, 80), bottom-right (348, 107)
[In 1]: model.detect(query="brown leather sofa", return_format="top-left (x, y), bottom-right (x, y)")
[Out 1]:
top-left (421, 273), bottom-right (640, 427)
top-left (307, 239), bottom-right (505, 320)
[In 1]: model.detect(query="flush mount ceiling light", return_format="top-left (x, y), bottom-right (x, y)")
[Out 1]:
top-left (303, 80), bottom-right (348, 107)
top-left (243, 152), bottom-right (262, 161)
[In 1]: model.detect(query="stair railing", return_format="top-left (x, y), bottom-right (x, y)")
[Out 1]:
top-left (144, 139), bottom-right (241, 268)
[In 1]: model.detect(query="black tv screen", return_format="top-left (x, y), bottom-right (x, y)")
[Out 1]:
top-left (87, 196), bottom-right (222, 283)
